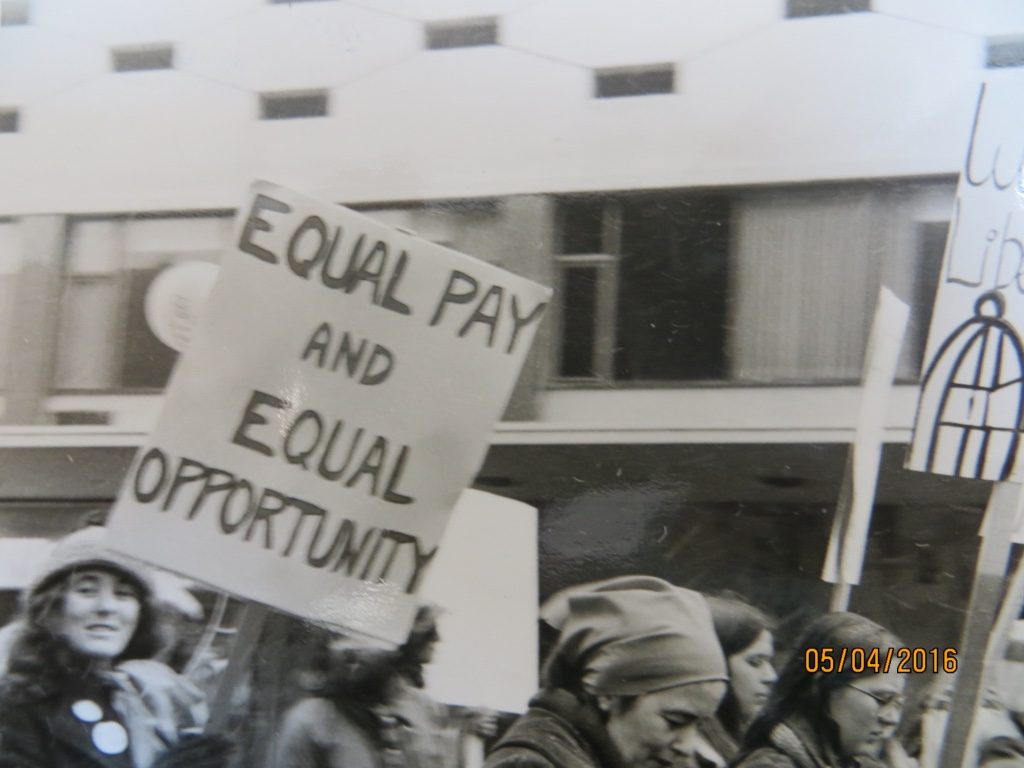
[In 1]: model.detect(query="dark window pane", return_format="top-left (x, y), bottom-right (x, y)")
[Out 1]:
top-left (260, 91), bottom-right (329, 120)
top-left (560, 267), bottom-right (599, 377)
top-left (595, 66), bottom-right (674, 98)
top-left (560, 199), bottom-right (605, 254)
top-left (121, 269), bottom-right (178, 389)
top-left (912, 222), bottom-right (949, 375)
top-left (0, 110), bottom-right (19, 133)
top-left (987, 37), bottom-right (1024, 69)
top-left (426, 18), bottom-right (498, 49)
top-left (112, 45), bottom-right (174, 72)
top-left (614, 195), bottom-right (730, 381)
top-left (786, 0), bottom-right (870, 18)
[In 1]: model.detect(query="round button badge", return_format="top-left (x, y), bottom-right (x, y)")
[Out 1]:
top-left (92, 721), bottom-right (129, 755)
top-left (70, 699), bottom-right (103, 724)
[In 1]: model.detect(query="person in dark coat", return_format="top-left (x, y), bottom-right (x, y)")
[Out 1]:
top-left (0, 525), bottom-right (228, 768)
top-left (733, 613), bottom-right (908, 768)
top-left (484, 576), bottom-right (729, 768)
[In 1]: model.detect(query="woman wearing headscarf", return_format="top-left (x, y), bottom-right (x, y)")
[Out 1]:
top-left (0, 525), bottom-right (229, 768)
top-left (694, 595), bottom-right (778, 767)
top-left (733, 612), bottom-right (909, 768)
top-left (484, 575), bottom-right (729, 768)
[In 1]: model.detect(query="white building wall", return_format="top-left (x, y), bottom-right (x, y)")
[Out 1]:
top-left (1, 1), bottom-right (1022, 214)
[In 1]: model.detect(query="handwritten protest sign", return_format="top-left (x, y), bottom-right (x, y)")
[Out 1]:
top-left (908, 81), bottom-right (1024, 481)
top-left (106, 181), bottom-right (551, 643)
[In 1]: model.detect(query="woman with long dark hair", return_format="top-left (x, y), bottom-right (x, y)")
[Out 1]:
top-left (695, 595), bottom-right (778, 766)
top-left (733, 612), bottom-right (908, 768)
top-left (0, 526), bottom-right (222, 767)
top-left (274, 635), bottom-right (404, 768)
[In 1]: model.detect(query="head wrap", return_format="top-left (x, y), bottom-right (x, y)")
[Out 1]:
top-left (541, 575), bottom-right (728, 696)
top-left (25, 525), bottom-right (155, 603)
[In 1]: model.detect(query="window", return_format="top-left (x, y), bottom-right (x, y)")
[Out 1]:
top-left (0, 109), bottom-right (18, 133)
top-left (555, 194), bottom-right (731, 383)
top-left (911, 221), bottom-right (949, 373)
top-left (987, 37), bottom-right (1024, 69)
top-left (556, 255), bottom-right (618, 379)
top-left (112, 44), bottom-right (174, 72)
top-left (786, 0), bottom-right (870, 17)
top-left (595, 64), bottom-right (674, 99)
top-left (0, 0), bottom-right (29, 25)
top-left (425, 17), bottom-right (498, 50)
top-left (260, 90), bottom-right (329, 120)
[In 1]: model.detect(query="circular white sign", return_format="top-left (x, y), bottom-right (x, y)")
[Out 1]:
top-left (143, 261), bottom-right (220, 353)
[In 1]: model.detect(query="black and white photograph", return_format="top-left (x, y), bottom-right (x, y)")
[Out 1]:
top-left (1, 1), bottom-right (1024, 766)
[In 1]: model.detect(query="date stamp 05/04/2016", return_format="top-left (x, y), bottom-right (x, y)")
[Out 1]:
top-left (804, 647), bottom-right (959, 675)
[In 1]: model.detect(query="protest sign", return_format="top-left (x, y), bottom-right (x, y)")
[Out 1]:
top-left (420, 489), bottom-right (538, 714)
top-left (105, 181), bottom-right (551, 643)
top-left (908, 81), bottom-right (1024, 481)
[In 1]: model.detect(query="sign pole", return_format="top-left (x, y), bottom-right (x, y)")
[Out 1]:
top-left (823, 287), bottom-right (909, 608)
top-left (938, 481), bottom-right (1021, 768)
top-left (205, 603), bottom-right (270, 735)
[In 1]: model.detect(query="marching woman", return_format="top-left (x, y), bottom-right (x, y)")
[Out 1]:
top-left (694, 595), bottom-right (778, 767)
top-left (734, 612), bottom-right (910, 768)
top-left (485, 576), bottom-right (729, 768)
top-left (0, 525), bottom-right (228, 768)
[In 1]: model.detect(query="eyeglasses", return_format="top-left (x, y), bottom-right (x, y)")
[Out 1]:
top-left (848, 685), bottom-right (906, 710)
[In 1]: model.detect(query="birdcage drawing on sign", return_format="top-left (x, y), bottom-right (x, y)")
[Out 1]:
top-left (911, 291), bottom-right (1024, 480)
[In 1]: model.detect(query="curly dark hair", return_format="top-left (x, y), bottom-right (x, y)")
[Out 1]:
top-left (0, 566), bottom-right (162, 704)
top-left (742, 612), bottom-right (901, 758)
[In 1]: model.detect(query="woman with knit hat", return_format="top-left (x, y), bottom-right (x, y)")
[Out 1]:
top-left (0, 525), bottom-right (229, 768)
top-left (484, 576), bottom-right (729, 768)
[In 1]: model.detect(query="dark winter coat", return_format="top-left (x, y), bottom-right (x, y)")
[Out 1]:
top-left (731, 716), bottom-right (886, 768)
top-left (483, 689), bottom-right (625, 768)
top-left (0, 677), bottom-right (135, 768)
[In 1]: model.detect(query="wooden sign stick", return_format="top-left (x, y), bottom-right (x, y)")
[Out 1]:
top-left (823, 287), bottom-right (909, 609)
top-left (939, 481), bottom-right (1021, 768)
top-left (205, 603), bottom-right (270, 735)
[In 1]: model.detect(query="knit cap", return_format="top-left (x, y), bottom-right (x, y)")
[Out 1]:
top-left (541, 575), bottom-right (728, 696)
top-left (24, 525), bottom-right (155, 602)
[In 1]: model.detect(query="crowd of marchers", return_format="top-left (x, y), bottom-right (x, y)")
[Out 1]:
top-left (0, 525), bottom-right (1022, 768)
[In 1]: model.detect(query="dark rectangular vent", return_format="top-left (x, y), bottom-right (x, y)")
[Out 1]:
top-left (112, 45), bottom-right (174, 72)
top-left (786, 0), bottom-right (871, 17)
top-left (260, 90), bottom-right (329, 120)
top-left (1, 0), bottom-right (30, 25)
top-left (0, 109), bottom-right (19, 133)
top-left (270, 0), bottom-right (335, 3)
top-left (595, 65), bottom-right (674, 98)
top-left (55, 411), bottom-right (112, 426)
top-left (425, 17), bottom-right (498, 49)
top-left (987, 37), bottom-right (1024, 68)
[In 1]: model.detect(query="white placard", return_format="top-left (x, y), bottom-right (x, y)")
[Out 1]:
top-left (106, 181), bottom-right (551, 643)
top-left (909, 81), bottom-right (1024, 481)
top-left (421, 489), bottom-right (539, 713)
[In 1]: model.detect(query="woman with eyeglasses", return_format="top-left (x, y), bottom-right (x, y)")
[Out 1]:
top-left (733, 613), bottom-right (910, 768)
top-left (0, 526), bottom-right (230, 768)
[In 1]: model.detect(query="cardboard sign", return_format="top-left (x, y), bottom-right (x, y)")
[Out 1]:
top-left (420, 489), bottom-right (538, 713)
top-left (106, 181), bottom-right (551, 643)
top-left (908, 81), bottom-right (1024, 481)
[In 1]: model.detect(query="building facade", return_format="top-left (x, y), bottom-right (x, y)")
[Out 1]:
top-left (2, 0), bottom-right (1023, 671)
